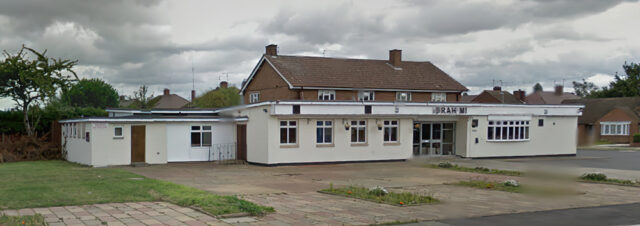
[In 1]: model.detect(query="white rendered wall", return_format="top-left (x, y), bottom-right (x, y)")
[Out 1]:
top-left (222, 107), bottom-right (270, 163)
top-left (145, 123), bottom-right (167, 164)
top-left (62, 123), bottom-right (92, 166)
top-left (465, 116), bottom-right (578, 158)
top-left (90, 123), bottom-right (132, 167)
top-left (166, 122), bottom-right (236, 162)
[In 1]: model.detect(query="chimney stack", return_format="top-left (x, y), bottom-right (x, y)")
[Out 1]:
top-left (493, 86), bottom-right (502, 91)
top-left (389, 49), bottom-right (402, 67)
top-left (163, 88), bottom-right (170, 96)
top-left (513, 89), bottom-right (526, 101)
top-left (191, 90), bottom-right (196, 103)
top-left (119, 95), bottom-right (126, 101)
top-left (219, 81), bottom-right (228, 89)
top-left (554, 85), bottom-right (563, 96)
top-left (265, 44), bottom-right (277, 56)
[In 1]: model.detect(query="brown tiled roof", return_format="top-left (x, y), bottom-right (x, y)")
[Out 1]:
top-left (152, 94), bottom-right (190, 109)
top-left (264, 55), bottom-right (468, 91)
top-left (562, 97), bottom-right (640, 124)
top-left (525, 91), bottom-right (580, 105)
top-left (460, 95), bottom-right (477, 102)
top-left (477, 90), bottom-right (523, 104)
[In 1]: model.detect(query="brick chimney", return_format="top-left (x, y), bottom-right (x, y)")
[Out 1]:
top-left (265, 44), bottom-right (277, 56)
top-left (493, 86), bottom-right (502, 91)
top-left (119, 95), bottom-right (126, 101)
top-left (513, 89), bottom-right (526, 101)
top-left (389, 49), bottom-right (401, 67)
top-left (163, 88), bottom-right (170, 96)
top-left (220, 81), bottom-right (228, 89)
top-left (554, 85), bottom-right (563, 96)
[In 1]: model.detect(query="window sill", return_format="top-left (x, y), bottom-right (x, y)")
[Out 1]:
top-left (383, 142), bottom-right (401, 146)
top-left (316, 144), bottom-right (334, 148)
top-left (113, 136), bottom-right (124, 140)
top-left (350, 143), bottom-right (368, 147)
top-left (280, 144), bottom-right (299, 148)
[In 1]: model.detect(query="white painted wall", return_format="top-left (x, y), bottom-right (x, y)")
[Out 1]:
top-left (223, 107), bottom-right (270, 163)
top-left (465, 116), bottom-right (578, 158)
top-left (91, 123), bottom-right (132, 167)
top-left (166, 122), bottom-right (236, 162)
top-left (145, 123), bottom-right (167, 164)
top-left (62, 123), bottom-right (92, 165)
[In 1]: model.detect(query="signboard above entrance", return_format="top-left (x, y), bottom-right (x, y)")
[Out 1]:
top-left (432, 106), bottom-right (467, 114)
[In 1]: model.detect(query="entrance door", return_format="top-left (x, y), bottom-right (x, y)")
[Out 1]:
top-left (413, 122), bottom-right (455, 156)
top-left (131, 125), bottom-right (146, 163)
top-left (236, 124), bottom-right (247, 161)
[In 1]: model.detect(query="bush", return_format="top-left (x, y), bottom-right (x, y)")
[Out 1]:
top-left (438, 162), bottom-right (454, 168)
top-left (634, 133), bottom-right (640, 143)
top-left (580, 172), bottom-right (607, 181)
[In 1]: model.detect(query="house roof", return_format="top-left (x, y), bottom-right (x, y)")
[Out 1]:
top-left (460, 95), bottom-right (477, 102)
top-left (562, 97), bottom-right (640, 124)
top-left (477, 90), bottom-right (523, 104)
top-left (525, 91), bottom-right (580, 105)
top-left (152, 94), bottom-right (190, 109)
top-left (244, 55), bottom-right (468, 92)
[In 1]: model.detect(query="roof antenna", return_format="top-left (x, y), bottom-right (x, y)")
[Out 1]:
top-left (191, 57), bottom-right (195, 91)
top-left (322, 49), bottom-right (326, 57)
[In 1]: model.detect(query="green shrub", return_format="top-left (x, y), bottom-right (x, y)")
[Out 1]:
top-left (634, 133), bottom-right (640, 143)
top-left (438, 162), bottom-right (454, 168)
top-left (580, 173), bottom-right (607, 181)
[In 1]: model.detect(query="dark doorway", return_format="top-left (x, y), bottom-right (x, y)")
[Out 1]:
top-left (236, 124), bottom-right (247, 161)
top-left (131, 125), bottom-right (146, 163)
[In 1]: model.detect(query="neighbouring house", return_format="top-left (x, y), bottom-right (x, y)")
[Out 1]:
top-left (525, 85), bottom-right (580, 104)
top-left (60, 44), bottom-right (582, 167)
top-left (118, 89), bottom-right (192, 109)
top-left (461, 87), bottom-right (525, 104)
top-left (563, 97), bottom-right (640, 146)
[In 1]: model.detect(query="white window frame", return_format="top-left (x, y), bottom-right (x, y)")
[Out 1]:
top-left (280, 120), bottom-right (297, 145)
top-left (487, 120), bottom-right (529, 142)
top-left (396, 92), bottom-right (411, 102)
top-left (73, 123), bottom-right (77, 138)
top-left (350, 120), bottom-right (367, 144)
top-left (383, 120), bottom-right (399, 143)
top-left (431, 93), bottom-right (447, 102)
top-left (114, 126), bottom-right (123, 138)
top-left (191, 125), bottom-right (212, 147)
top-left (600, 121), bottom-right (630, 136)
top-left (358, 90), bottom-right (375, 101)
top-left (316, 120), bottom-right (333, 144)
top-left (249, 92), bottom-right (260, 103)
top-left (318, 90), bottom-right (336, 101)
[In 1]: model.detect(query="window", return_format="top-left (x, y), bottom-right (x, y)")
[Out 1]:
top-left (191, 125), bottom-right (212, 147)
top-left (316, 120), bottom-right (333, 144)
top-left (280, 120), bottom-right (297, 144)
top-left (383, 120), bottom-right (399, 142)
top-left (396, 92), bottom-right (411, 102)
top-left (472, 119), bottom-right (478, 128)
top-left (293, 105), bottom-right (300, 114)
top-left (318, 90), bottom-right (336, 100)
top-left (114, 126), bottom-right (123, 138)
top-left (249, 92), bottom-right (260, 103)
top-left (601, 122), bottom-right (630, 135)
top-left (350, 120), bottom-right (366, 143)
top-left (364, 105), bottom-right (372, 114)
top-left (538, 119), bottom-right (544, 127)
top-left (358, 91), bottom-right (375, 101)
top-left (431, 93), bottom-right (447, 102)
top-left (487, 120), bottom-right (529, 141)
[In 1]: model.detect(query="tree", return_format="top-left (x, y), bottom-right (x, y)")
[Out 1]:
top-left (0, 45), bottom-right (77, 136)
top-left (194, 86), bottom-right (241, 108)
top-left (572, 79), bottom-right (599, 97)
top-left (588, 62), bottom-right (640, 98)
top-left (62, 78), bottom-right (119, 108)
top-left (128, 85), bottom-right (158, 109)
top-left (533, 83), bottom-right (543, 92)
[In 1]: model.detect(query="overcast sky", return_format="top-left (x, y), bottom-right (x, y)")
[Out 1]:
top-left (2, 0), bottom-right (640, 109)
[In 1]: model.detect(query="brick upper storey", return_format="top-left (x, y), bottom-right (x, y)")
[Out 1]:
top-left (240, 44), bottom-right (468, 104)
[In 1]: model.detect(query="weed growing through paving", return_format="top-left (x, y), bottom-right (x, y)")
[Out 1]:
top-left (429, 163), bottom-right (523, 176)
top-left (320, 185), bottom-right (438, 206)
top-left (0, 214), bottom-right (45, 226)
top-left (0, 161), bottom-right (274, 216)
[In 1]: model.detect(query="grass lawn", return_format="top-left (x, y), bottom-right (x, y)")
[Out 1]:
top-left (0, 214), bottom-right (45, 226)
top-left (319, 185), bottom-right (438, 206)
top-left (453, 180), bottom-right (580, 196)
top-left (428, 162), bottom-right (523, 176)
top-left (0, 161), bottom-right (273, 216)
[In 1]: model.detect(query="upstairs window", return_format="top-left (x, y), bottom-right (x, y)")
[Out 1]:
top-left (249, 92), bottom-right (260, 103)
top-left (318, 90), bottom-right (336, 100)
top-left (601, 122), bottom-right (630, 135)
top-left (191, 125), bottom-right (212, 147)
top-left (358, 91), bottom-right (375, 101)
top-left (431, 93), bottom-right (447, 102)
top-left (396, 92), bottom-right (411, 102)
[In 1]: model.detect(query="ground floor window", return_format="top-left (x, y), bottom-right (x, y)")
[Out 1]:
top-left (487, 120), bottom-right (529, 141)
top-left (191, 125), bottom-right (212, 147)
top-left (383, 120), bottom-right (398, 142)
top-left (280, 120), bottom-right (297, 144)
top-left (316, 120), bottom-right (333, 144)
top-left (350, 120), bottom-right (366, 143)
top-left (601, 122), bottom-right (630, 135)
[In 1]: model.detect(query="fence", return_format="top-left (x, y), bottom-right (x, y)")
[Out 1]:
top-left (208, 142), bottom-right (241, 164)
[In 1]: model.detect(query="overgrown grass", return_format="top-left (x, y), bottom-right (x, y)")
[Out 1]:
top-left (428, 163), bottom-right (523, 176)
top-left (579, 173), bottom-right (639, 187)
top-left (0, 161), bottom-right (273, 216)
top-left (0, 214), bottom-right (45, 226)
top-left (453, 180), bottom-right (579, 196)
top-left (319, 185), bottom-right (438, 206)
